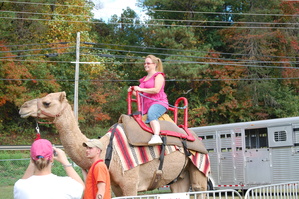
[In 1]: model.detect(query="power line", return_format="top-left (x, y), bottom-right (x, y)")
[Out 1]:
top-left (0, 59), bottom-right (71, 63)
top-left (1, 16), bottom-right (298, 30)
top-left (1, 1), bottom-right (297, 17)
top-left (0, 1), bottom-right (90, 8)
top-left (1, 77), bottom-right (299, 82)
top-left (2, 42), bottom-right (71, 47)
top-left (86, 42), bottom-right (299, 60)
top-left (134, 23), bottom-right (298, 29)
top-left (0, 10), bottom-right (91, 18)
top-left (2, 56), bottom-right (298, 70)
top-left (151, 9), bottom-right (299, 17)
top-left (84, 49), bottom-right (299, 67)
top-left (2, 10), bottom-right (297, 26)
top-left (1, 41), bottom-right (297, 70)
top-left (0, 52), bottom-right (74, 59)
top-left (129, 17), bottom-right (299, 26)
top-left (81, 46), bottom-right (299, 65)
top-left (0, 46), bottom-right (75, 54)
top-left (1, 43), bottom-right (298, 70)
top-left (2, 41), bottom-right (298, 60)
top-left (81, 49), bottom-right (299, 67)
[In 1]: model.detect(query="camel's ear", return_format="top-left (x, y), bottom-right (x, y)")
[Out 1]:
top-left (59, 91), bottom-right (67, 102)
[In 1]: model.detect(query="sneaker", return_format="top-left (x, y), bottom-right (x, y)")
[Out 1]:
top-left (148, 135), bottom-right (163, 145)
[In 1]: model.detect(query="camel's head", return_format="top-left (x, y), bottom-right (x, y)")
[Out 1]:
top-left (19, 91), bottom-right (68, 119)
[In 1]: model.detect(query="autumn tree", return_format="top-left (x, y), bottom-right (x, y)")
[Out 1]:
top-left (0, 0), bottom-right (119, 142)
top-left (219, 0), bottom-right (299, 120)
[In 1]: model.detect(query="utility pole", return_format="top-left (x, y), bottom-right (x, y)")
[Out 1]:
top-left (74, 32), bottom-right (80, 121)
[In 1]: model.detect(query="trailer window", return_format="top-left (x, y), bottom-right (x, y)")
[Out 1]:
top-left (206, 135), bottom-right (214, 139)
top-left (245, 128), bottom-right (268, 149)
top-left (220, 134), bottom-right (231, 138)
top-left (199, 135), bottom-right (214, 140)
top-left (268, 125), bottom-right (293, 147)
top-left (274, 131), bottom-right (287, 142)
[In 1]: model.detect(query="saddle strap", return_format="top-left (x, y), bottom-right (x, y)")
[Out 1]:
top-left (105, 123), bottom-right (118, 168)
top-left (158, 136), bottom-right (166, 170)
top-left (148, 136), bottom-right (167, 190)
top-left (182, 139), bottom-right (191, 156)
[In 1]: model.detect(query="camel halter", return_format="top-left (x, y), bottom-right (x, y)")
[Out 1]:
top-left (36, 98), bottom-right (68, 124)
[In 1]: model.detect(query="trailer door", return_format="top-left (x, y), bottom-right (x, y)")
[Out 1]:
top-left (244, 128), bottom-right (271, 185)
top-left (218, 130), bottom-right (235, 184)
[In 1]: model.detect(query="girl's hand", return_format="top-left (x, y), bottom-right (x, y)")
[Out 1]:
top-left (133, 86), bottom-right (142, 92)
top-left (53, 147), bottom-right (70, 165)
top-left (127, 86), bottom-right (134, 92)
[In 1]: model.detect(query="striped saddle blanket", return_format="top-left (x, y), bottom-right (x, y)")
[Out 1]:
top-left (108, 124), bottom-right (210, 176)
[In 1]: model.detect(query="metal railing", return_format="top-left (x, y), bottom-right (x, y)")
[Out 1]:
top-left (0, 145), bottom-right (63, 150)
top-left (113, 189), bottom-right (243, 199)
top-left (113, 182), bottom-right (299, 199)
top-left (244, 181), bottom-right (299, 199)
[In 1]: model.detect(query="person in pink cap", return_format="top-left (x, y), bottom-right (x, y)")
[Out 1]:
top-left (14, 139), bottom-right (85, 199)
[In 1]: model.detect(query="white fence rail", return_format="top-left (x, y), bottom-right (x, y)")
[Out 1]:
top-left (244, 181), bottom-right (299, 199)
top-left (113, 189), bottom-right (243, 199)
top-left (0, 145), bottom-right (64, 150)
top-left (113, 182), bottom-right (299, 199)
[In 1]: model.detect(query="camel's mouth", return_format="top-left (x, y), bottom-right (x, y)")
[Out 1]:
top-left (19, 110), bottom-right (34, 118)
top-left (19, 113), bottom-right (31, 118)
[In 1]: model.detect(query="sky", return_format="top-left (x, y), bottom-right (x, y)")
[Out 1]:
top-left (92, 0), bottom-right (143, 21)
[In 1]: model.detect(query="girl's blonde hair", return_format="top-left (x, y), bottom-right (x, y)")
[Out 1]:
top-left (146, 55), bottom-right (163, 73)
top-left (33, 158), bottom-right (51, 171)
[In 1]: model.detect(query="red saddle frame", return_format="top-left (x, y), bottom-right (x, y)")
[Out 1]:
top-left (127, 91), bottom-right (195, 141)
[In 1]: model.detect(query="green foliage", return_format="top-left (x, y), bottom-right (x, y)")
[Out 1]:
top-left (1, 0), bottom-right (299, 145)
top-left (140, 0), bottom-right (225, 48)
top-left (218, 0), bottom-right (299, 122)
top-left (95, 7), bottom-right (144, 46)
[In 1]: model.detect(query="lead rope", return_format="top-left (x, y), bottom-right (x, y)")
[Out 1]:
top-left (35, 122), bottom-right (41, 140)
top-left (139, 93), bottom-right (187, 110)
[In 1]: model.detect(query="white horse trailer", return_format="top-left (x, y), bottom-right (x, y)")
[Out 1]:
top-left (190, 116), bottom-right (299, 190)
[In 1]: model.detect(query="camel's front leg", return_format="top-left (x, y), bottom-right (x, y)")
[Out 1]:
top-left (188, 162), bottom-right (207, 191)
top-left (170, 170), bottom-right (190, 193)
top-left (120, 168), bottom-right (139, 196)
top-left (109, 153), bottom-right (139, 196)
top-left (111, 184), bottom-right (123, 197)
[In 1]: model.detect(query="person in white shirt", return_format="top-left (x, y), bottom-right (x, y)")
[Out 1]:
top-left (14, 139), bottom-right (84, 199)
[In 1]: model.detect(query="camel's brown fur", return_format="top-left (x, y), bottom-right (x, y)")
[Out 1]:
top-left (19, 91), bottom-right (207, 196)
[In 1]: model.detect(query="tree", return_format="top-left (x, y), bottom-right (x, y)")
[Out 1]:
top-left (138, 0), bottom-right (226, 48)
top-left (0, 0), bottom-right (117, 142)
top-left (219, 0), bottom-right (299, 120)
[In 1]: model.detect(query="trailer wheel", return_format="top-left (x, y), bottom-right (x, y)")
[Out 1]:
top-left (207, 178), bottom-right (213, 190)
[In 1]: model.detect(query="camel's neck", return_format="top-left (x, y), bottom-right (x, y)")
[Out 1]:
top-left (54, 103), bottom-right (86, 140)
top-left (54, 103), bottom-right (90, 169)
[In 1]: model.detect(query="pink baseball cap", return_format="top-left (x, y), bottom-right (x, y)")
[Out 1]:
top-left (30, 139), bottom-right (53, 161)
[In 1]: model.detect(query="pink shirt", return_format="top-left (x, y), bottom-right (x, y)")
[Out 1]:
top-left (139, 72), bottom-right (169, 114)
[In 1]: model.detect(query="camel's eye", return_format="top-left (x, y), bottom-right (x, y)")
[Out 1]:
top-left (43, 102), bottom-right (51, 107)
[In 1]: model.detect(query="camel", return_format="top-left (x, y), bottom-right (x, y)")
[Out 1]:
top-left (19, 91), bottom-right (208, 196)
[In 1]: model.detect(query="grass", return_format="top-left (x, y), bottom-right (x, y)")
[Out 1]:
top-left (1, 186), bottom-right (13, 199)
top-left (0, 151), bottom-right (83, 199)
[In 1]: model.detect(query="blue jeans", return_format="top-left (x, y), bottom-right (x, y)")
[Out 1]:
top-left (145, 104), bottom-right (167, 123)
